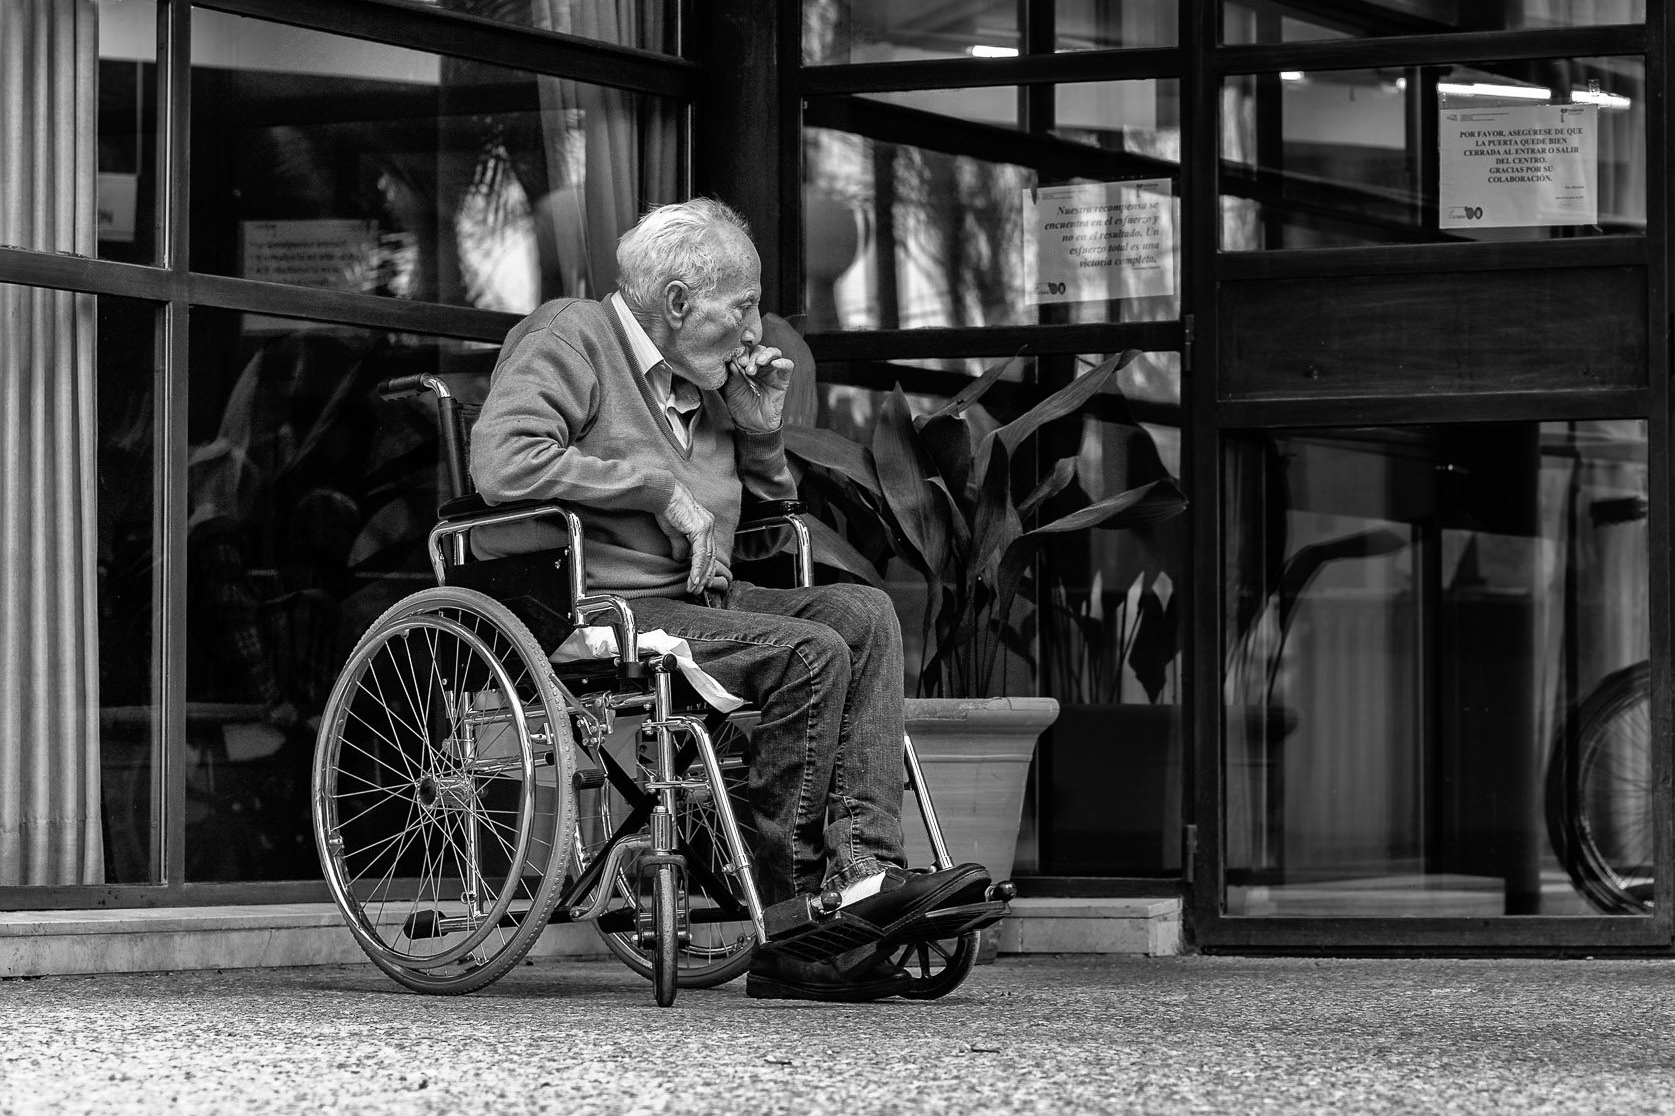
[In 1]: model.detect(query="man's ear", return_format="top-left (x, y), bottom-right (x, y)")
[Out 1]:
top-left (662, 280), bottom-right (692, 328)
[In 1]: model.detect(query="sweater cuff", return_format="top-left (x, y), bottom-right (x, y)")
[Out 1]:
top-left (737, 431), bottom-right (797, 499)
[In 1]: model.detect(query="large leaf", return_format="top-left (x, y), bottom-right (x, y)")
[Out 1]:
top-left (801, 514), bottom-right (886, 589)
top-left (992, 348), bottom-right (1139, 459)
top-left (926, 355), bottom-right (1020, 422)
top-left (928, 476), bottom-right (972, 560)
top-left (783, 425), bottom-right (883, 501)
top-left (1017, 456), bottom-right (1078, 521)
top-left (871, 386), bottom-right (952, 580)
top-left (968, 438), bottom-right (1021, 593)
top-left (988, 477), bottom-right (1188, 685)
top-left (916, 412), bottom-right (975, 507)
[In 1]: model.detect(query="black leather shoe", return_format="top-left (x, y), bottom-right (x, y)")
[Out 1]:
top-left (745, 947), bottom-right (913, 1002)
top-left (839, 863), bottom-right (993, 933)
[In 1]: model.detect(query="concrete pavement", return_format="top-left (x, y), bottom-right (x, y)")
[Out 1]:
top-left (3, 954), bottom-right (1675, 1115)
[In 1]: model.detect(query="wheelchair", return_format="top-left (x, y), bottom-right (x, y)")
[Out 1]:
top-left (310, 373), bottom-right (1013, 1006)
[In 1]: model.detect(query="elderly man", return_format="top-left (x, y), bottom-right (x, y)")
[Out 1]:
top-left (468, 197), bottom-right (988, 1002)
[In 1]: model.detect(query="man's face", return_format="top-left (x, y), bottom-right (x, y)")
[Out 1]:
top-left (663, 229), bottom-right (763, 391)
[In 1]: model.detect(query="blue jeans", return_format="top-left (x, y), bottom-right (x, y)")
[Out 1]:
top-left (628, 581), bottom-right (907, 906)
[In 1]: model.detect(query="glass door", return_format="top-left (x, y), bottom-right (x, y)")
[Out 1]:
top-left (1192, 1), bottom-right (1670, 949)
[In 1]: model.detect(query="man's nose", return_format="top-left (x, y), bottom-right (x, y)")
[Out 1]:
top-left (741, 307), bottom-right (761, 345)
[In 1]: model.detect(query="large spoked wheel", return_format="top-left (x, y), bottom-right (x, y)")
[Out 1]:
top-left (890, 931), bottom-right (979, 1000)
top-left (652, 861), bottom-right (681, 1007)
top-left (589, 714), bottom-right (760, 988)
top-left (312, 587), bottom-right (577, 994)
top-left (1545, 660), bottom-right (1653, 914)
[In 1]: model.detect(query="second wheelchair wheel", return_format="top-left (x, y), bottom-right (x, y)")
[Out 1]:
top-left (1544, 660), bottom-right (1653, 914)
top-left (312, 586), bottom-right (578, 994)
top-left (890, 930), bottom-right (979, 1000)
top-left (588, 714), bottom-right (760, 988)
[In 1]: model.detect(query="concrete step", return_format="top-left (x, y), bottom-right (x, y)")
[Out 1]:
top-left (0, 904), bottom-right (611, 978)
top-left (993, 897), bottom-right (1183, 957)
top-left (0, 895), bottom-right (1182, 978)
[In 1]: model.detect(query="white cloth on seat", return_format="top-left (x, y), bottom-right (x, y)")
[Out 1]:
top-left (551, 626), bottom-right (744, 713)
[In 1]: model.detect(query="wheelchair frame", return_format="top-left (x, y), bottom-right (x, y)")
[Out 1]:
top-left (311, 372), bottom-right (991, 1006)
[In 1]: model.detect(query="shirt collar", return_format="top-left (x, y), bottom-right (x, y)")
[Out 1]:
top-left (609, 292), bottom-right (701, 414)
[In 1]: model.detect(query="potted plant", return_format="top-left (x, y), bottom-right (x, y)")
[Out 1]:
top-left (781, 349), bottom-right (1186, 880)
top-left (1039, 553), bottom-right (1186, 874)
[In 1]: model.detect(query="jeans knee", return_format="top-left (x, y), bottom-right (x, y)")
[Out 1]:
top-left (799, 625), bottom-right (853, 689)
top-left (827, 583), bottom-right (901, 645)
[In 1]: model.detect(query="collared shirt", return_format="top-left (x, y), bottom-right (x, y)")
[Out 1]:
top-left (609, 292), bottom-right (702, 449)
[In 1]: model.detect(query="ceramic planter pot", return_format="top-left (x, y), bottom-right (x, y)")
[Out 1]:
top-left (899, 696), bottom-right (1060, 881)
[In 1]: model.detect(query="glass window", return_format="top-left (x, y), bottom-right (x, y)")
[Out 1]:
top-left (97, 292), bottom-right (162, 886)
top-left (189, 10), bottom-right (683, 311)
top-left (183, 308), bottom-right (496, 881)
top-left (355, 0), bottom-right (682, 54)
top-left (1223, 0), bottom-right (1644, 44)
top-left (804, 0), bottom-right (1177, 65)
top-left (1057, 1), bottom-right (1178, 51)
top-left (1223, 420), bottom-right (1651, 917)
top-left (1221, 58), bottom-right (1645, 249)
top-left (803, 353), bottom-right (1184, 876)
top-left (98, 1), bottom-right (159, 264)
top-left (805, 0), bottom-right (1023, 65)
top-left (1037, 351), bottom-right (1182, 875)
top-left (806, 80), bottom-right (1180, 330)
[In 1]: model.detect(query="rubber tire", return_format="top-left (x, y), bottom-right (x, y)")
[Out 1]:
top-left (653, 861), bottom-right (680, 1007)
top-left (312, 586), bottom-right (577, 994)
top-left (1544, 660), bottom-right (1653, 915)
top-left (593, 715), bottom-right (758, 988)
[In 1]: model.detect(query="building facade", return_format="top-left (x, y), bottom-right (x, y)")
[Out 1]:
top-left (0, 0), bottom-right (1667, 955)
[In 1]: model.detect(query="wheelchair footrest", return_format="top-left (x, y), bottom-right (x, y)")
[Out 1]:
top-left (758, 892), bottom-right (888, 963)
top-left (882, 898), bottom-right (1010, 946)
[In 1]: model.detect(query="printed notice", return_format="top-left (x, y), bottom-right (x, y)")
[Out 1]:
top-left (1025, 179), bottom-right (1174, 305)
top-left (242, 219), bottom-right (378, 289)
top-left (1439, 103), bottom-right (1597, 229)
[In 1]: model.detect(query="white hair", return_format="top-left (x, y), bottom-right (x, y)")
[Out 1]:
top-left (616, 197), bottom-right (752, 314)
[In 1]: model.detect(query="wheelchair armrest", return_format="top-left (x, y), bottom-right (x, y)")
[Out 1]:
top-left (733, 501), bottom-right (813, 588)
top-left (429, 498), bottom-right (584, 600)
top-left (437, 493), bottom-right (561, 523)
top-left (739, 498), bottom-right (804, 524)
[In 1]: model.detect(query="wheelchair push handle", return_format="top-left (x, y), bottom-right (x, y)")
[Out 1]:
top-left (376, 373), bottom-right (452, 401)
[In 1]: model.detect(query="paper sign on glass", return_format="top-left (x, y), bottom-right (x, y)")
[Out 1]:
top-left (1438, 103), bottom-right (1597, 229)
top-left (1025, 179), bottom-right (1174, 305)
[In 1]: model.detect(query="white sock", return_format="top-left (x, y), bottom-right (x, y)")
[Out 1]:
top-left (836, 870), bottom-right (888, 907)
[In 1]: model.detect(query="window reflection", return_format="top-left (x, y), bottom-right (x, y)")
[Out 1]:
top-left (95, 293), bottom-right (160, 885)
top-left (1223, 0), bottom-right (1644, 43)
top-left (804, 0), bottom-right (1178, 64)
top-left (361, 0), bottom-right (682, 54)
top-left (189, 10), bottom-right (682, 310)
top-left (182, 310), bottom-right (494, 880)
top-left (96, 1), bottom-right (158, 264)
top-left (1221, 59), bottom-right (1645, 249)
top-left (1223, 421), bottom-right (1650, 917)
top-left (805, 80), bottom-right (1180, 330)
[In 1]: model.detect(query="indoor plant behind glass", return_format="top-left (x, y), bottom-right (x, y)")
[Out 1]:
top-left (782, 349), bottom-right (1187, 879)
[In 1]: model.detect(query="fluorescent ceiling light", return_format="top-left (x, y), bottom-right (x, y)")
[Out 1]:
top-left (1437, 81), bottom-right (1552, 100)
top-left (1572, 87), bottom-right (1632, 110)
top-left (968, 44), bottom-right (1018, 57)
top-left (1280, 71), bottom-right (1305, 82)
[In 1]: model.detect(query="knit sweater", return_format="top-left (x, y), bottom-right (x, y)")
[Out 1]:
top-left (467, 297), bottom-right (796, 599)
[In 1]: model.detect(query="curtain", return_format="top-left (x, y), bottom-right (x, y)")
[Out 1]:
top-left (0, 0), bottom-right (105, 884)
top-left (531, 0), bottom-right (678, 298)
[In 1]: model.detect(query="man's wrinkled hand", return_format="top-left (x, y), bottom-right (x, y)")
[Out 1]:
top-left (719, 345), bottom-right (793, 433)
top-left (656, 482), bottom-right (717, 595)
